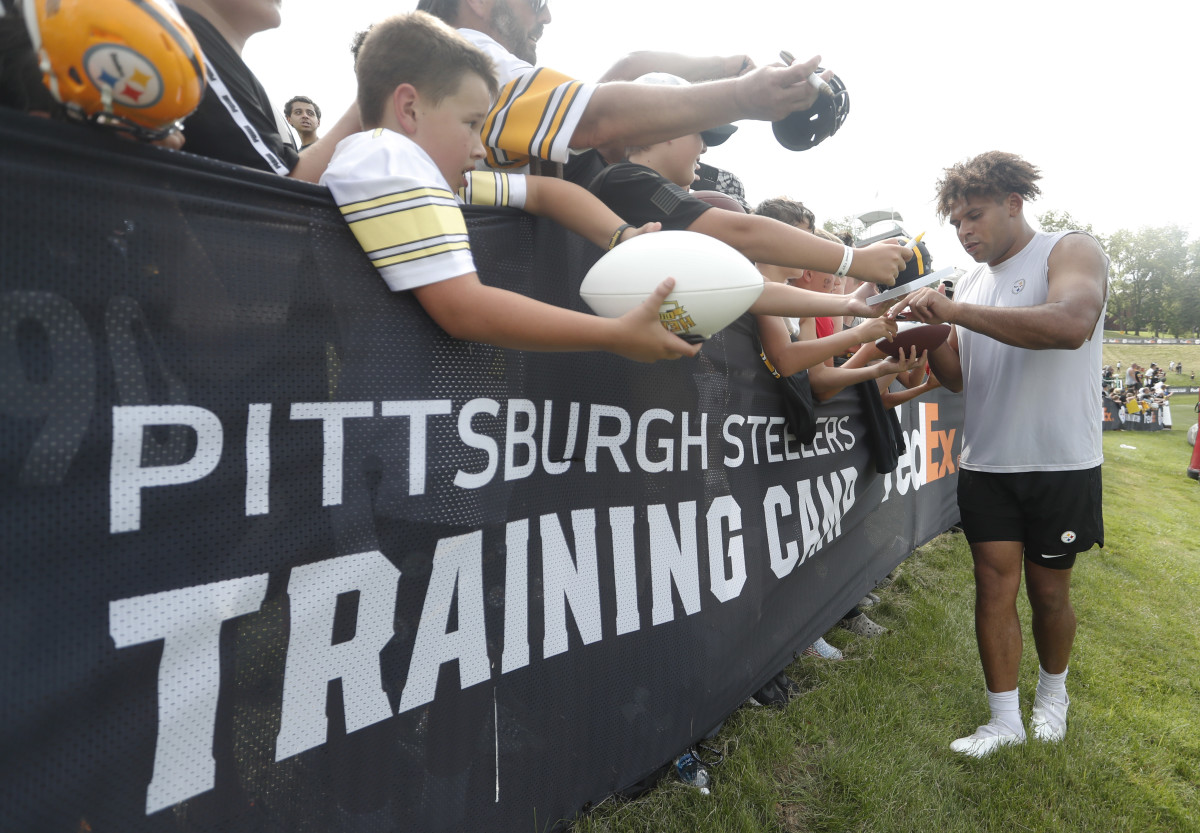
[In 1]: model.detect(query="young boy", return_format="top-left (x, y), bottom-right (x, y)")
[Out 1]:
top-left (321, 12), bottom-right (699, 363)
top-left (587, 74), bottom-right (913, 323)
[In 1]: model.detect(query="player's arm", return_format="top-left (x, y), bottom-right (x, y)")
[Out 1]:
top-left (522, 176), bottom-right (658, 248)
top-left (687, 209), bottom-right (908, 286)
top-left (412, 273), bottom-right (699, 362)
top-left (899, 233), bottom-right (1107, 350)
top-left (924, 326), bottom-right (963, 393)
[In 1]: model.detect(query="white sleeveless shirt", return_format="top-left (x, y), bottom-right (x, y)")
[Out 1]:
top-left (954, 230), bottom-right (1106, 472)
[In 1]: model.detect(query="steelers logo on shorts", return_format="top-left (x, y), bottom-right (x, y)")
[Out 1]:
top-left (1060, 531), bottom-right (1077, 544)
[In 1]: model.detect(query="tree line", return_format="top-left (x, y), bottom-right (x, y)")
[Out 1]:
top-left (1037, 211), bottom-right (1200, 338)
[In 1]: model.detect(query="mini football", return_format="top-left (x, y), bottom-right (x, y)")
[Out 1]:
top-left (875, 323), bottom-right (950, 358)
top-left (580, 230), bottom-right (764, 341)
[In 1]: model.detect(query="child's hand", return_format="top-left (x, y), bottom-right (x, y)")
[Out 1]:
top-left (618, 221), bottom-right (661, 245)
top-left (882, 346), bottom-right (927, 374)
top-left (611, 278), bottom-right (702, 362)
top-left (849, 239), bottom-right (912, 286)
top-left (855, 316), bottom-right (897, 344)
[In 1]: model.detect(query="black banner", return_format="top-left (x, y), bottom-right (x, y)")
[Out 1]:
top-left (0, 113), bottom-right (961, 832)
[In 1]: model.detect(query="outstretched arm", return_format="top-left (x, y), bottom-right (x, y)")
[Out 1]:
top-left (810, 346), bottom-right (925, 401)
top-left (523, 176), bottom-right (658, 248)
top-left (413, 274), bottom-right (699, 362)
top-left (597, 52), bottom-right (755, 83)
top-left (572, 57), bottom-right (824, 150)
top-left (757, 313), bottom-right (895, 377)
top-left (689, 210), bottom-right (909, 286)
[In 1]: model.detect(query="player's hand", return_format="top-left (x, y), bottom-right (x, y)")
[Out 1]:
top-left (893, 286), bottom-right (952, 324)
top-left (732, 54), bottom-right (826, 121)
top-left (617, 221), bottom-right (661, 245)
top-left (847, 239), bottom-right (911, 286)
top-left (612, 277), bottom-right (702, 362)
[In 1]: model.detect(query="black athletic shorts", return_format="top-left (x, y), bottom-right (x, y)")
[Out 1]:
top-left (957, 466), bottom-right (1104, 569)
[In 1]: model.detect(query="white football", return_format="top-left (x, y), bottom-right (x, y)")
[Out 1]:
top-left (580, 230), bottom-right (764, 340)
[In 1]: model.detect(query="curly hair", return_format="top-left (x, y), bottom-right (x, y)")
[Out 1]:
top-left (753, 197), bottom-right (815, 230)
top-left (934, 151), bottom-right (1042, 219)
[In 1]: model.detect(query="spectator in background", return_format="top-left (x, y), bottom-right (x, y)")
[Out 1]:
top-left (1124, 362), bottom-right (1139, 390)
top-left (176, 0), bottom-right (359, 181)
top-left (284, 95), bottom-right (321, 149)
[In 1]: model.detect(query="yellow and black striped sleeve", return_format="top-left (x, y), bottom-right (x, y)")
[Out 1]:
top-left (459, 171), bottom-right (528, 209)
top-left (337, 184), bottom-right (475, 292)
top-left (481, 68), bottom-right (595, 169)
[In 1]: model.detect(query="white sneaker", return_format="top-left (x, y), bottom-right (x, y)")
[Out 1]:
top-left (802, 637), bottom-right (844, 660)
top-left (950, 722), bottom-right (1026, 758)
top-left (1031, 691), bottom-right (1069, 742)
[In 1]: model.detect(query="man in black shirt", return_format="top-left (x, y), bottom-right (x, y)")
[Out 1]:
top-left (177, 0), bottom-right (358, 182)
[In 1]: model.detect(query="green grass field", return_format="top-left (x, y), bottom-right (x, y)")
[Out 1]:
top-left (572, 430), bottom-right (1200, 833)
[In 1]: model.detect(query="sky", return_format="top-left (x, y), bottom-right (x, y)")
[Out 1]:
top-left (245, 0), bottom-right (1200, 274)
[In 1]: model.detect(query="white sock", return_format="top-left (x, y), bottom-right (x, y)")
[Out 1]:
top-left (1037, 665), bottom-right (1068, 700)
top-left (986, 687), bottom-right (1025, 736)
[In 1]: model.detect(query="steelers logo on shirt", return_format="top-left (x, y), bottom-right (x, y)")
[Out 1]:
top-left (1060, 531), bottom-right (1077, 544)
top-left (83, 44), bottom-right (164, 109)
top-left (1012, 279), bottom-right (1026, 295)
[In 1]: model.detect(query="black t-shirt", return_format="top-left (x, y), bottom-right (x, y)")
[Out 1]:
top-left (179, 8), bottom-right (298, 174)
top-left (588, 162), bottom-right (711, 231)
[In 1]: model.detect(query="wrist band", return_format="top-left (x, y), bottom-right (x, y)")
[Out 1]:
top-left (834, 244), bottom-right (854, 277)
top-left (608, 224), bottom-right (632, 250)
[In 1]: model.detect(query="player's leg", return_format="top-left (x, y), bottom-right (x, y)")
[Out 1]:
top-left (1020, 466), bottom-right (1101, 743)
top-left (973, 540), bottom-right (1026, 693)
top-left (951, 469), bottom-right (1028, 756)
top-left (1024, 558), bottom-right (1075, 675)
top-left (1024, 557), bottom-right (1075, 742)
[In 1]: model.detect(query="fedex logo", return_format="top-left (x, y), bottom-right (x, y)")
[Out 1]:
top-left (881, 401), bottom-right (959, 501)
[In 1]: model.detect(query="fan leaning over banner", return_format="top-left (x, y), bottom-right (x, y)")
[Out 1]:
top-left (176, 0), bottom-right (359, 181)
top-left (895, 151), bottom-right (1109, 758)
top-left (585, 73), bottom-right (912, 321)
top-left (321, 12), bottom-right (698, 363)
top-left (415, 0), bottom-right (837, 179)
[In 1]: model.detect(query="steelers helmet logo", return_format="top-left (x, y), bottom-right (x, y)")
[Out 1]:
top-left (83, 44), bottom-right (164, 109)
top-left (1012, 279), bottom-right (1026, 295)
top-left (1060, 531), bottom-right (1077, 544)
